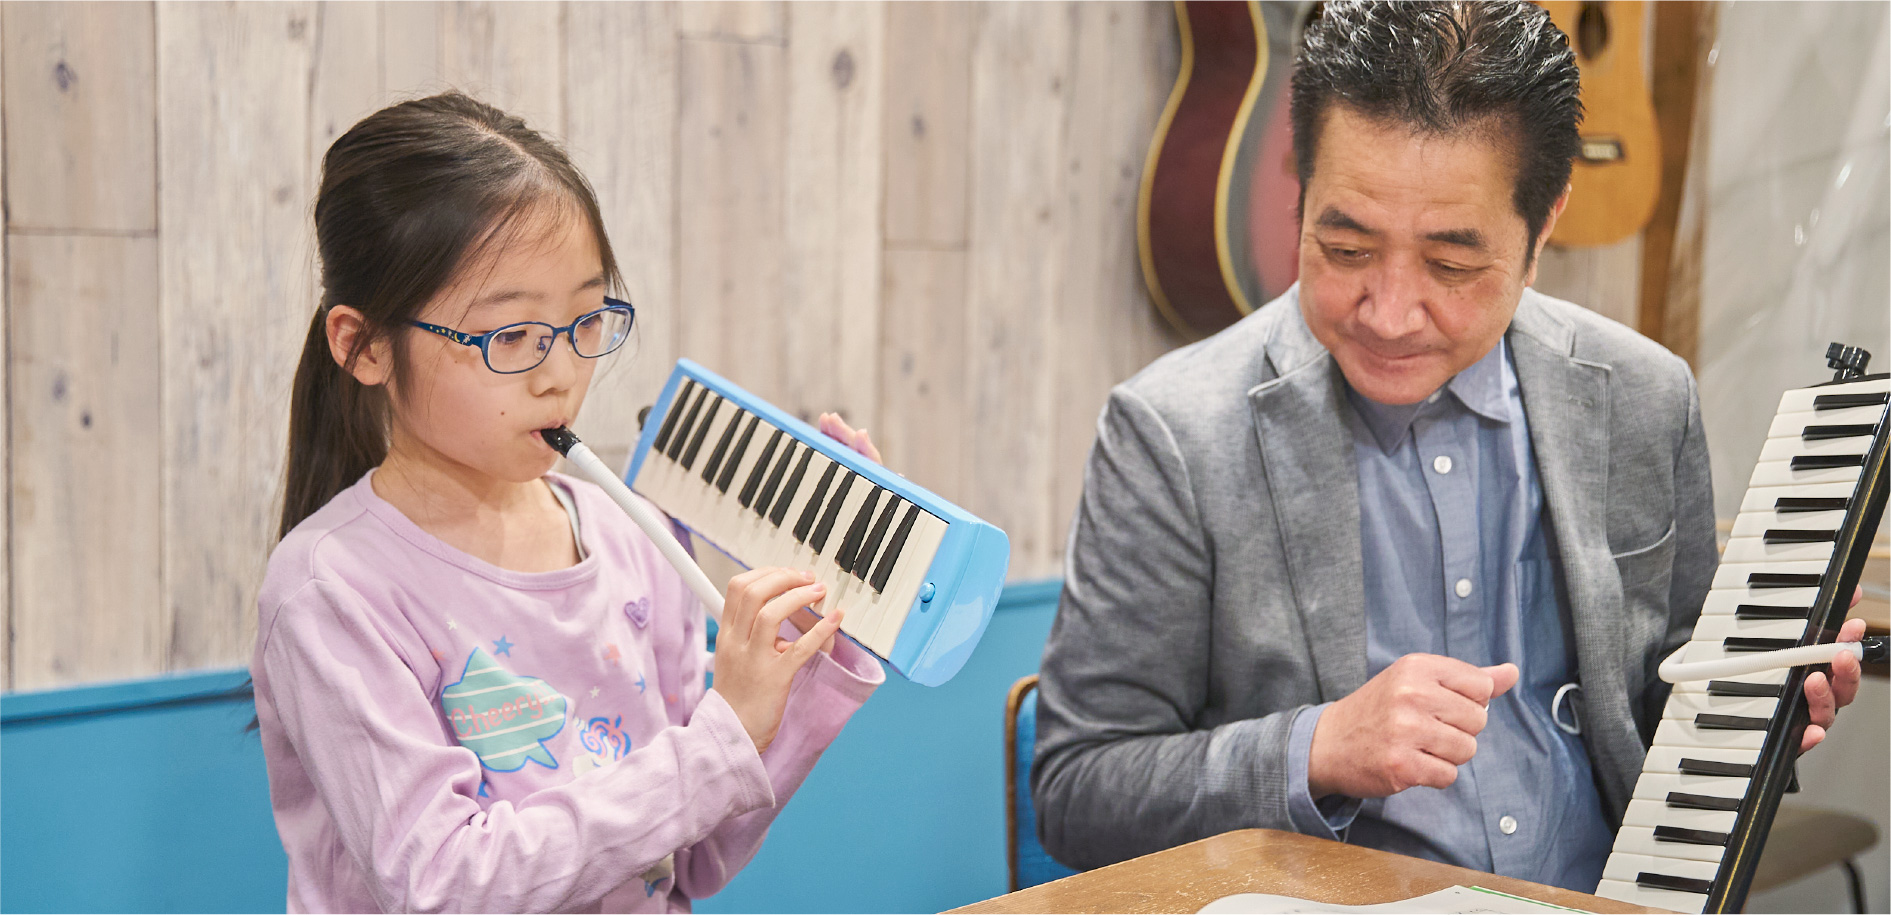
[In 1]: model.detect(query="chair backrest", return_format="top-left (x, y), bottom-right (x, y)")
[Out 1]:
top-left (1005, 674), bottom-right (1080, 892)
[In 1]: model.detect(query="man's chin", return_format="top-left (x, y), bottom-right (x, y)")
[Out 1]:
top-left (1335, 353), bottom-right (1446, 406)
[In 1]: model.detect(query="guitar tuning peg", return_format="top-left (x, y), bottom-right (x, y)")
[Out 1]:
top-left (1825, 342), bottom-right (1872, 381)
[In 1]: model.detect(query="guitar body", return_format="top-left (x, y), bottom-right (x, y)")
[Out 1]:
top-left (1540, 0), bottom-right (1662, 247)
top-left (1138, 0), bottom-right (1266, 339)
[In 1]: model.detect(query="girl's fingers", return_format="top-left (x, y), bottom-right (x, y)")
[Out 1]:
top-left (755, 583), bottom-right (828, 636)
top-left (731, 568), bottom-right (815, 639)
top-left (785, 607), bottom-right (845, 667)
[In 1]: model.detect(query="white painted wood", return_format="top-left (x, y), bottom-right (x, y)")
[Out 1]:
top-left (441, 1), bottom-right (564, 135)
top-left (882, 1), bottom-right (973, 247)
top-left (675, 1), bottom-right (781, 45)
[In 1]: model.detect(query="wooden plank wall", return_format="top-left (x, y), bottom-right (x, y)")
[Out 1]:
top-left (0, 1), bottom-right (1188, 691)
top-left (0, 1), bottom-right (1651, 692)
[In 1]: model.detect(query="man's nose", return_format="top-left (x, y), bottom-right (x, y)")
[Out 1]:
top-left (1357, 259), bottom-right (1429, 339)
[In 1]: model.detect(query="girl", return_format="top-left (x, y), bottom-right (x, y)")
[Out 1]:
top-left (252, 92), bottom-right (885, 913)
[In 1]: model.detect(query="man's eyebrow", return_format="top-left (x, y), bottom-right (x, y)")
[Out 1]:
top-left (1314, 208), bottom-right (1376, 235)
top-left (1422, 228), bottom-right (1487, 250)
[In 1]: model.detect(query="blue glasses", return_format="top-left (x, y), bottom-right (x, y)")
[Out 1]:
top-left (409, 298), bottom-right (636, 374)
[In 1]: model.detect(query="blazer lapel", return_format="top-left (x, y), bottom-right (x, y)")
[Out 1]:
top-left (1249, 306), bottom-right (1369, 701)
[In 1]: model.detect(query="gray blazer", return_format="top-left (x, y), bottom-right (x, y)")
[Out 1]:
top-left (1032, 287), bottom-right (1719, 870)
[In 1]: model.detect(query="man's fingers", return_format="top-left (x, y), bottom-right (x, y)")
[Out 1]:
top-left (1426, 689), bottom-right (1491, 736)
top-left (1436, 661), bottom-right (1516, 704)
top-left (1804, 671), bottom-right (1836, 729)
top-left (1850, 584), bottom-right (1863, 609)
top-left (1483, 663), bottom-right (1520, 698)
top-left (1832, 647), bottom-right (1862, 708)
top-left (1800, 723), bottom-right (1826, 755)
top-left (1405, 750), bottom-right (1462, 790)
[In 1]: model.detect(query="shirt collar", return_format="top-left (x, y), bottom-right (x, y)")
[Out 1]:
top-left (1344, 338), bottom-right (1512, 454)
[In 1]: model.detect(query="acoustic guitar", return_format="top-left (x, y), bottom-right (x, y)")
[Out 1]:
top-left (1539, 0), bottom-right (1662, 247)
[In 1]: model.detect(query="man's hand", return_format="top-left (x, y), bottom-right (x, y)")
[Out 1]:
top-left (1308, 654), bottom-right (1519, 799)
top-left (1800, 599), bottom-right (1866, 755)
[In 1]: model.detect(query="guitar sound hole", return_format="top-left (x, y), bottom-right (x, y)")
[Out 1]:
top-left (1577, 2), bottom-right (1610, 59)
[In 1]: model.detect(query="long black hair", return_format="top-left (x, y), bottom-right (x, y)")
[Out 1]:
top-left (280, 91), bottom-right (624, 540)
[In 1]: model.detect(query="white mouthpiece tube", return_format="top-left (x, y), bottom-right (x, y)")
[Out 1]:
top-left (1658, 641), bottom-right (1863, 684)
top-left (563, 440), bottom-right (726, 623)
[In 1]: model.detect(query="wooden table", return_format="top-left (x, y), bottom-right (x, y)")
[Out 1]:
top-left (951, 829), bottom-right (1661, 914)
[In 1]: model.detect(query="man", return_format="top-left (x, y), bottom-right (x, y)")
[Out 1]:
top-left (1032, 0), bottom-right (1864, 892)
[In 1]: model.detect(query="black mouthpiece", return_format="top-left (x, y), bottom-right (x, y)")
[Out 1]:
top-left (1864, 636), bottom-right (1888, 666)
top-left (540, 426), bottom-right (580, 456)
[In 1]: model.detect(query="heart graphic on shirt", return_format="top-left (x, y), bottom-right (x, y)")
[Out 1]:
top-left (625, 596), bottom-right (651, 628)
top-left (440, 648), bottom-right (568, 772)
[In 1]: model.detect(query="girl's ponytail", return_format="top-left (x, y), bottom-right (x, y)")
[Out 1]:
top-left (275, 91), bottom-right (624, 541)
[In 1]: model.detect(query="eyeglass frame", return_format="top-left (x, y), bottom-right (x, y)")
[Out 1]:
top-left (407, 297), bottom-right (636, 374)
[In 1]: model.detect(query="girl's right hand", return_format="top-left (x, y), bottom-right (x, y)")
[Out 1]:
top-left (711, 567), bottom-right (845, 754)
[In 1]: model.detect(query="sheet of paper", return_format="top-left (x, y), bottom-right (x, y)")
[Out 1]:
top-left (1197, 885), bottom-right (1593, 914)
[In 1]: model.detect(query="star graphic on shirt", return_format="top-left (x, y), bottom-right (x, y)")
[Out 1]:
top-left (493, 636), bottom-right (514, 657)
top-left (603, 643), bottom-right (621, 664)
top-left (447, 619), bottom-right (459, 631)
top-left (635, 673), bottom-right (647, 694)
top-left (590, 686), bottom-right (601, 698)
top-left (431, 649), bottom-right (446, 662)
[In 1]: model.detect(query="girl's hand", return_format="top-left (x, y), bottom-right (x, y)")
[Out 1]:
top-left (711, 567), bottom-right (844, 754)
top-left (818, 412), bottom-right (881, 464)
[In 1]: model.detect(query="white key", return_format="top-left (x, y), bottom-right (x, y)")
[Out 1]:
top-left (1711, 560), bottom-right (1829, 590)
top-left (1603, 852), bottom-right (1724, 885)
top-left (1720, 535), bottom-right (1834, 564)
top-left (1642, 745), bottom-right (1761, 774)
top-left (1730, 509), bottom-right (1848, 537)
top-left (1630, 771), bottom-right (1751, 803)
top-left (1687, 615), bottom-right (1809, 642)
top-left (1624, 799), bottom-right (1737, 835)
top-left (1669, 666), bottom-right (1789, 694)
top-left (1747, 458), bottom-right (1863, 488)
top-left (1776, 378), bottom-right (1891, 413)
top-left (1740, 480), bottom-right (1861, 512)
top-left (865, 509), bottom-right (949, 656)
top-left (1610, 825), bottom-right (1728, 864)
top-left (1759, 434), bottom-right (1875, 461)
top-left (1594, 877), bottom-right (1708, 913)
top-left (1768, 406), bottom-right (1887, 437)
top-left (1660, 691), bottom-right (1779, 721)
top-left (1699, 586), bottom-right (1818, 616)
top-left (1655, 719), bottom-right (1767, 751)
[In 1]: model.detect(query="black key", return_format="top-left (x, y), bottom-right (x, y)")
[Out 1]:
top-left (1749, 572), bottom-right (1822, 588)
top-left (717, 415), bottom-right (761, 493)
top-left (796, 463), bottom-right (840, 543)
top-left (835, 487), bottom-right (884, 571)
top-left (679, 396), bottom-right (723, 469)
top-left (1654, 825), bottom-right (1729, 847)
top-left (738, 429), bottom-right (783, 509)
top-left (1803, 423), bottom-right (1879, 441)
top-left (871, 504), bottom-right (921, 592)
top-left (1707, 680), bottom-right (1783, 697)
top-left (701, 408), bottom-right (743, 484)
top-left (1679, 758), bottom-right (1753, 778)
top-left (653, 379), bottom-right (696, 454)
top-left (1734, 603), bottom-right (1810, 620)
top-left (1696, 713), bottom-right (1772, 731)
top-left (1813, 391), bottom-right (1888, 410)
top-left (1667, 791), bottom-right (1742, 812)
top-left (1725, 637), bottom-right (1799, 652)
top-left (665, 384), bottom-right (710, 460)
top-left (1775, 496), bottom-right (1850, 512)
top-left (1763, 528), bottom-right (1838, 544)
top-left (811, 472), bottom-right (857, 553)
top-left (853, 497), bottom-right (902, 580)
top-left (1636, 872), bottom-right (1714, 895)
top-left (754, 440), bottom-right (798, 517)
top-left (771, 447), bottom-right (814, 527)
top-left (1792, 454), bottom-right (1865, 471)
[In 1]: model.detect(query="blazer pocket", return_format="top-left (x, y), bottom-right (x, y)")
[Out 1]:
top-left (1613, 521), bottom-right (1677, 683)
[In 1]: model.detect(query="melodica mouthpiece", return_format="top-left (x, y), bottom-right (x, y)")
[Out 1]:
top-left (540, 426), bottom-right (581, 456)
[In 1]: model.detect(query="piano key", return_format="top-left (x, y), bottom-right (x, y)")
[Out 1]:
top-left (680, 395), bottom-right (724, 469)
top-left (1611, 825), bottom-right (1728, 863)
top-left (1704, 680), bottom-right (1782, 698)
top-left (811, 471), bottom-right (857, 554)
top-left (700, 407), bottom-right (744, 484)
top-left (1631, 772), bottom-right (1751, 804)
top-left (1768, 405), bottom-right (1887, 437)
top-left (1740, 480), bottom-right (1860, 513)
top-left (665, 384), bottom-right (712, 460)
top-left (754, 440), bottom-right (798, 518)
top-left (1803, 423), bottom-right (1880, 441)
top-left (1660, 691), bottom-right (1779, 720)
top-left (1776, 377), bottom-right (1889, 412)
top-left (1719, 534), bottom-right (1833, 563)
top-left (1731, 507), bottom-right (1848, 536)
top-left (1734, 604), bottom-right (1811, 621)
top-left (853, 496), bottom-right (903, 580)
top-left (1688, 615), bottom-right (1809, 641)
top-left (1748, 456), bottom-right (1865, 487)
top-left (834, 486), bottom-right (884, 572)
top-left (1604, 853), bottom-right (1723, 892)
top-left (1814, 392), bottom-right (1887, 410)
top-left (795, 462), bottom-right (840, 543)
top-left (1711, 560), bottom-right (1828, 590)
top-left (1676, 758), bottom-right (1755, 778)
top-left (1655, 719), bottom-right (1767, 751)
top-left (1666, 792), bottom-right (1742, 812)
top-left (1670, 665), bottom-right (1788, 695)
top-left (1699, 586), bottom-right (1819, 615)
top-left (1790, 453), bottom-right (1866, 471)
top-left (871, 503), bottom-right (921, 592)
top-left (1653, 825), bottom-right (1730, 847)
top-left (1773, 496), bottom-right (1851, 512)
top-left (1594, 877), bottom-right (1708, 913)
top-left (717, 414), bottom-right (761, 493)
top-left (1642, 746), bottom-right (1761, 776)
top-left (1759, 433), bottom-right (1875, 461)
top-left (738, 428), bottom-right (784, 509)
top-left (1723, 637), bottom-right (1802, 652)
top-left (771, 447), bottom-right (814, 527)
top-left (768, 454), bottom-right (834, 562)
top-left (861, 509), bottom-right (950, 656)
top-left (1694, 713), bottom-right (1772, 731)
top-left (653, 379), bottom-right (697, 454)
top-left (1625, 799), bottom-right (1738, 835)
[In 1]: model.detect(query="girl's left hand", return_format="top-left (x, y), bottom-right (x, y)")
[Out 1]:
top-left (783, 413), bottom-right (882, 653)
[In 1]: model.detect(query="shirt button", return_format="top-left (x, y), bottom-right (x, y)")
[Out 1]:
top-left (1432, 455), bottom-right (1453, 474)
top-left (1427, 390), bottom-right (1442, 404)
top-left (1499, 815), bottom-right (1518, 835)
top-left (1455, 578), bottom-right (1474, 598)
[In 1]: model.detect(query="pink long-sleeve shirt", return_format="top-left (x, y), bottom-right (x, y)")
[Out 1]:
top-left (251, 470), bottom-right (882, 913)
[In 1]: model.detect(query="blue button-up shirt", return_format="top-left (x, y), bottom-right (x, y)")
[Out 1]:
top-left (1282, 339), bottom-right (1615, 891)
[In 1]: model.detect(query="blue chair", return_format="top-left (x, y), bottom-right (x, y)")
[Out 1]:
top-left (1005, 675), bottom-right (1081, 891)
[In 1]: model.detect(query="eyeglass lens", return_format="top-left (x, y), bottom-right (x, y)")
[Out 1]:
top-left (487, 307), bottom-right (633, 373)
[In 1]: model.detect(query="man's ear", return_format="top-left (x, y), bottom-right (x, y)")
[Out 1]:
top-left (326, 305), bottom-right (393, 386)
top-left (1524, 185), bottom-right (1572, 287)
